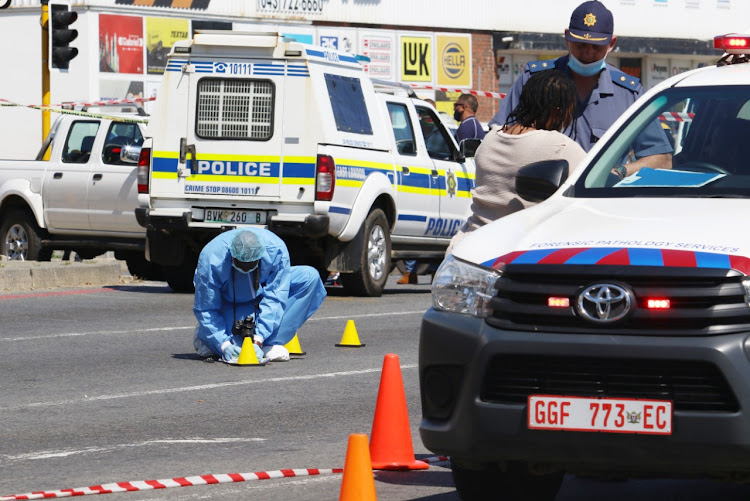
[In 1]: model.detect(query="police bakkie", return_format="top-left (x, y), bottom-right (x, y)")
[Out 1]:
top-left (136, 31), bottom-right (476, 295)
top-left (420, 34), bottom-right (750, 500)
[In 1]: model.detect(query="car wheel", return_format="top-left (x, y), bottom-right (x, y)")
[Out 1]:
top-left (341, 208), bottom-right (390, 297)
top-left (163, 252), bottom-right (198, 293)
top-left (118, 251), bottom-right (165, 281)
top-left (451, 459), bottom-right (563, 501)
top-left (0, 210), bottom-right (52, 261)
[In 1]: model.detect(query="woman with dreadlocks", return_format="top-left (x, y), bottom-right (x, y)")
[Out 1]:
top-left (447, 69), bottom-right (585, 252)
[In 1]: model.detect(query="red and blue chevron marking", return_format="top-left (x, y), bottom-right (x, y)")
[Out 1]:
top-left (482, 247), bottom-right (750, 275)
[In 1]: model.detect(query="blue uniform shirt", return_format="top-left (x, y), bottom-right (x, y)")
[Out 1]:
top-left (456, 115), bottom-right (486, 142)
top-left (489, 55), bottom-right (671, 157)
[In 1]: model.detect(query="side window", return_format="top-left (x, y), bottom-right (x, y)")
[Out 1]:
top-left (196, 78), bottom-right (274, 140)
top-left (387, 102), bottom-right (416, 156)
top-left (102, 122), bottom-right (144, 165)
top-left (416, 107), bottom-right (452, 160)
top-left (62, 121), bottom-right (100, 164)
top-left (325, 73), bottom-right (373, 135)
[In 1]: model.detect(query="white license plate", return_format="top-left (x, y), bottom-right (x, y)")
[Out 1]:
top-left (204, 209), bottom-right (267, 224)
top-left (528, 395), bottom-right (672, 435)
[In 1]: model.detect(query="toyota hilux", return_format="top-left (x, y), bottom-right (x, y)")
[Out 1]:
top-left (419, 34), bottom-right (750, 500)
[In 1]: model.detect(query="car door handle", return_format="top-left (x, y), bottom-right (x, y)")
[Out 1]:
top-left (53, 172), bottom-right (62, 179)
top-left (401, 166), bottom-right (410, 175)
top-left (93, 173), bottom-right (103, 181)
top-left (431, 169), bottom-right (439, 177)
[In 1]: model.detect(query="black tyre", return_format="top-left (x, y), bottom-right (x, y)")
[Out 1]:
top-left (0, 210), bottom-right (52, 261)
top-left (163, 252), bottom-right (198, 293)
top-left (451, 460), bottom-right (563, 501)
top-left (119, 251), bottom-right (165, 281)
top-left (340, 208), bottom-right (390, 297)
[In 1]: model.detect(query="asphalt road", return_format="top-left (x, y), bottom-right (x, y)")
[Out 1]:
top-left (3, 275), bottom-right (750, 500)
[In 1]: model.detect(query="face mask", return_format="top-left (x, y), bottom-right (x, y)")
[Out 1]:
top-left (453, 109), bottom-right (462, 122)
top-left (567, 53), bottom-right (606, 77)
top-left (232, 258), bottom-right (259, 274)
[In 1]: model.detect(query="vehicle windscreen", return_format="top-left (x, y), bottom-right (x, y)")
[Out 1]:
top-left (573, 86), bottom-right (750, 198)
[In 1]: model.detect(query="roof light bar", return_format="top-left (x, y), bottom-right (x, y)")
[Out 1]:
top-left (714, 34), bottom-right (750, 55)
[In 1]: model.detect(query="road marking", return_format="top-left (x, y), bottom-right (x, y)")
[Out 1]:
top-left (0, 288), bottom-right (112, 301)
top-left (5, 365), bottom-right (417, 411)
top-left (0, 310), bottom-right (427, 342)
top-left (3, 438), bottom-right (265, 462)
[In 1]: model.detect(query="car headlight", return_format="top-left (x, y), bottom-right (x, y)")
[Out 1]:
top-left (431, 254), bottom-right (501, 317)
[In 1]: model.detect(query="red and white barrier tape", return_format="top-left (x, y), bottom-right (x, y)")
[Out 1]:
top-left (659, 111), bottom-right (694, 122)
top-left (408, 84), bottom-right (505, 99)
top-left (0, 468), bottom-right (342, 500)
top-left (0, 456), bottom-right (451, 500)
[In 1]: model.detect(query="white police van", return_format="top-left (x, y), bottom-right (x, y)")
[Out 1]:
top-left (419, 34), bottom-right (750, 500)
top-left (136, 31), bottom-right (476, 295)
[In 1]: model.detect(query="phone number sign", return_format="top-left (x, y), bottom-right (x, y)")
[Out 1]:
top-left (257, 0), bottom-right (326, 15)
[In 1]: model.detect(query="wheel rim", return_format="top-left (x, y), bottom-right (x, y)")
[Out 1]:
top-left (5, 223), bottom-right (29, 261)
top-left (367, 224), bottom-right (387, 281)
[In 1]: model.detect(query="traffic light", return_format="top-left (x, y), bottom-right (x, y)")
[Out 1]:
top-left (49, 2), bottom-right (78, 69)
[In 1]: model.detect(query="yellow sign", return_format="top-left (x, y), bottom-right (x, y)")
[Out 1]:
top-left (146, 17), bottom-right (190, 75)
top-left (437, 35), bottom-right (471, 87)
top-left (401, 36), bottom-right (432, 82)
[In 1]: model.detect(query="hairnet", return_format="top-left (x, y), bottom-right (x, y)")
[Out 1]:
top-left (230, 230), bottom-right (266, 262)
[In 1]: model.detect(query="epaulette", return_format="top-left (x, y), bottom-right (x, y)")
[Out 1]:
top-left (526, 60), bottom-right (555, 73)
top-left (610, 68), bottom-right (640, 91)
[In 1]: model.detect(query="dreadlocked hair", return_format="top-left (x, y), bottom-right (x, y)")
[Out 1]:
top-left (505, 69), bottom-right (577, 135)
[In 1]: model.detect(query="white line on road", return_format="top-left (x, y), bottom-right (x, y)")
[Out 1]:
top-left (4, 365), bottom-right (417, 412)
top-left (0, 311), bottom-right (426, 342)
top-left (2, 438), bottom-right (265, 462)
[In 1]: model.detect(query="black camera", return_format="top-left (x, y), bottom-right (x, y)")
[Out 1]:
top-left (232, 315), bottom-right (256, 338)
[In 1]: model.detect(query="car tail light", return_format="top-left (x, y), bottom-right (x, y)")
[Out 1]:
top-left (137, 147), bottom-right (151, 194)
top-left (714, 34), bottom-right (750, 54)
top-left (316, 154), bottom-right (336, 201)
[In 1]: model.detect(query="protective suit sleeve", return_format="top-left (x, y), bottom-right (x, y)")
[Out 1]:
top-left (193, 258), bottom-right (232, 354)
top-left (254, 245), bottom-right (291, 343)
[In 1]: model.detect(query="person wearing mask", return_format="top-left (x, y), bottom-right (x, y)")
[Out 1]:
top-left (448, 69), bottom-right (586, 252)
top-left (192, 229), bottom-right (326, 363)
top-left (488, 0), bottom-right (671, 176)
top-left (454, 94), bottom-right (486, 143)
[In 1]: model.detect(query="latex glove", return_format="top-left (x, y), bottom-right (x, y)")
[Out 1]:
top-left (253, 343), bottom-right (264, 361)
top-left (221, 340), bottom-right (242, 362)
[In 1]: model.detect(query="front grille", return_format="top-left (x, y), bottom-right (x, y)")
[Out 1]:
top-left (486, 264), bottom-right (750, 335)
top-left (481, 355), bottom-right (739, 412)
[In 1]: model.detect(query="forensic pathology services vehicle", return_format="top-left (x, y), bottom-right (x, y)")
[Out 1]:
top-left (135, 31), bottom-right (476, 294)
top-left (420, 35), bottom-right (750, 500)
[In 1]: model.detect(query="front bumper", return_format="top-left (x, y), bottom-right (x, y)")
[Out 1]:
top-left (419, 308), bottom-right (750, 477)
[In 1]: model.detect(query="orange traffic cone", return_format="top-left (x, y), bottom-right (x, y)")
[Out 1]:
top-left (369, 354), bottom-right (428, 470)
top-left (339, 433), bottom-right (377, 501)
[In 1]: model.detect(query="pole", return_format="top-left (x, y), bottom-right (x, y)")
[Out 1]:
top-left (41, 0), bottom-right (50, 159)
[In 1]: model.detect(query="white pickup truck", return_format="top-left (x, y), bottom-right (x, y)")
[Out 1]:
top-left (136, 31), bottom-right (478, 296)
top-left (0, 109), bottom-right (161, 279)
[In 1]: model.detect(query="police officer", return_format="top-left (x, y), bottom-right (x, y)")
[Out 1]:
top-left (489, 0), bottom-right (672, 175)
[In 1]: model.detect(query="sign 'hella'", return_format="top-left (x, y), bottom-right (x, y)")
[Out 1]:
top-left (441, 42), bottom-right (466, 80)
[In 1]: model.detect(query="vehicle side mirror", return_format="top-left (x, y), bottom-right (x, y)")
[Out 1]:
top-left (516, 159), bottom-right (569, 202)
top-left (121, 144), bottom-right (141, 164)
top-left (459, 138), bottom-right (482, 158)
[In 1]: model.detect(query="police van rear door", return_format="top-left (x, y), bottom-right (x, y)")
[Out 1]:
top-left (182, 33), bottom-right (284, 208)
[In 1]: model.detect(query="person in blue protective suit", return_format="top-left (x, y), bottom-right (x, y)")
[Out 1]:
top-left (192, 228), bottom-right (326, 363)
top-left (488, 0), bottom-right (672, 175)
